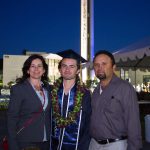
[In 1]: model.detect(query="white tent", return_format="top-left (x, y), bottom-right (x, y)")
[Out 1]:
top-left (114, 46), bottom-right (150, 69)
top-left (113, 37), bottom-right (150, 69)
top-left (113, 37), bottom-right (150, 88)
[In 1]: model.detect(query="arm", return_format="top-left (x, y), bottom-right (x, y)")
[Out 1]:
top-left (78, 90), bottom-right (92, 150)
top-left (7, 85), bottom-right (23, 150)
top-left (123, 85), bottom-right (142, 150)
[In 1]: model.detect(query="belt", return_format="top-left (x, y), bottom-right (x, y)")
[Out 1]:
top-left (95, 136), bottom-right (127, 145)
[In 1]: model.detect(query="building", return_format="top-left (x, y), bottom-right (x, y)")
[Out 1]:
top-left (0, 58), bottom-right (3, 82)
top-left (3, 52), bottom-right (62, 86)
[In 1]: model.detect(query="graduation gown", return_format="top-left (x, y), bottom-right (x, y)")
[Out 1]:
top-left (51, 83), bottom-right (91, 150)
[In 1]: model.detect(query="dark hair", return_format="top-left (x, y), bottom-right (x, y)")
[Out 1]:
top-left (93, 50), bottom-right (115, 65)
top-left (58, 58), bottom-right (80, 70)
top-left (16, 54), bottom-right (48, 83)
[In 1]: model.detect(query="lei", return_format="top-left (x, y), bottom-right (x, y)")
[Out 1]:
top-left (51, 77), bottom-right (85, 128)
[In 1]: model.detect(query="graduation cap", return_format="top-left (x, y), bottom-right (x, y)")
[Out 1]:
top-left (57, 49), bottom-right (87, 64)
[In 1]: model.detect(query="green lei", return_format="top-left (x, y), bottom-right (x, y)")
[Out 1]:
top-left (51, 77), bottom-right (85, 128)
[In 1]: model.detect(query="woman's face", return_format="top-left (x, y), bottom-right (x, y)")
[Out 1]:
top-left (27, 58), bottom-right (45, 80)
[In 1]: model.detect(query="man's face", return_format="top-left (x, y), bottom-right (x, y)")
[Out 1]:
top-left (59, 58), bottom-right (79, 80)
top-left (93, 54), bottom-right (115, 81)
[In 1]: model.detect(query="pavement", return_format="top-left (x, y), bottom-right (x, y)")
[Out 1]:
top-left (0, 110), bottom-right (150, 150)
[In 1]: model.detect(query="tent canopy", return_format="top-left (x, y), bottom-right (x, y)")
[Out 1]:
top-left (113, 37), bottom-right (150, 69)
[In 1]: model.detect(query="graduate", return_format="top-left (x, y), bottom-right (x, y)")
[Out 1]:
top-left (51, 49), bottom-right (92, 150)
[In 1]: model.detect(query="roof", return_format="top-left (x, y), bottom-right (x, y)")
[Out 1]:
top-left (113, 37), bottom-right (150, 69)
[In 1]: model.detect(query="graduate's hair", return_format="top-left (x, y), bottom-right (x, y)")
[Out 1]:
top-left (58, 58), bottom-right (80, 70)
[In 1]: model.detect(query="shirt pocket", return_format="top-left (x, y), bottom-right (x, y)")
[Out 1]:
top-left (104, 96), bottom-right (123, 114)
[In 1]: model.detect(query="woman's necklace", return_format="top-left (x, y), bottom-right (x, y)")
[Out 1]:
top-left (51, 77), bottom-right (85, 128)
top-left (34, 85), bottom-right (42, 91)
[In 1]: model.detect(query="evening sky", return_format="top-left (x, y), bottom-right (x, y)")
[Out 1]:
top-left (0, 0), bottom-right (150, 58)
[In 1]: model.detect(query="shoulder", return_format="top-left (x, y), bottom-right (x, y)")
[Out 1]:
top-left (11, 81), bottom-right (26, 90)
top-left (78, 84), bottom-right (91, 98)
top-left (82, 87), bottom-right (91, 102)
top-left (43, 81), bottom-right (51, 89)
top-left (10, 82), bottom-right (27, 98)
top-left (11, 80), bottom-right (32, 93)
top-left (113, 75), bottom-right (136, 94)
top-left (113, 75), bottom-right (132, 87)
top-left (84, 87), bottom-right (91, 95)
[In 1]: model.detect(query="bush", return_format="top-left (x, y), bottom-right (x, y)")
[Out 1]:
top-left (85, 79), bottom-right (98, 89)
top-left (0, 100), bottom-right (9, 110)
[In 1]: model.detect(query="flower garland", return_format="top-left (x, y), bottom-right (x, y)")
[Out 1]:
top-left (51, 77), bottom-right (85, 128)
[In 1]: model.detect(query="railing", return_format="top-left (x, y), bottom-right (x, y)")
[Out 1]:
top-left (138, 101), bottom-right (150, 104)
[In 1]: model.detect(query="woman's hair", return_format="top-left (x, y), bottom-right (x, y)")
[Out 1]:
top-left (16, 54), bottom-right (48, 83)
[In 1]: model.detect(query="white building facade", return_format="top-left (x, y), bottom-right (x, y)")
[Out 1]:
top-left (3, 53), bottom-right (62, 86)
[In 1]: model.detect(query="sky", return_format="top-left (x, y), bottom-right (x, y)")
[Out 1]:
top-left (0, 0), bottom-right (150, 58)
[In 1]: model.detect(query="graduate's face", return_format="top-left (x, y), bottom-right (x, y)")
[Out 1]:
top-left (93, 54), bottom-right (115, 81)
top-left (59, 58), bottom-right (79, 80)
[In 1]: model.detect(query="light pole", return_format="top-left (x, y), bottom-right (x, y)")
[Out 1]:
top-left (80, 0), bottom-right (94, 81)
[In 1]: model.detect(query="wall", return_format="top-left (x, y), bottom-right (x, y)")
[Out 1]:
top-left (3, 54), bottom-right (61, 86)
top-left (3, 55), bottom-right (28, 86)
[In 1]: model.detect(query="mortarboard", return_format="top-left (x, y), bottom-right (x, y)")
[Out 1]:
top-left (57, 49), bottom-right (87, 64)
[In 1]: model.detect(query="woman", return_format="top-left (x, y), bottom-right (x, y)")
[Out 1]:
top-left (7, 54), bottom-right (51, 150)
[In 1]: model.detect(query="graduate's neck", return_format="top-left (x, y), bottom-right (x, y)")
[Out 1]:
top-left (63, 79), bottom-right (76, 95)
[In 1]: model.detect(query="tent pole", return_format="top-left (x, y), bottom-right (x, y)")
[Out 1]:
top-left (134, 67), bottom-right (137, 88)
top-left (134, 55), bottom-right (146, 89)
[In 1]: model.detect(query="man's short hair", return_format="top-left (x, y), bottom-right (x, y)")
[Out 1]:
top-left (93, 50), bottom-right (116, 65)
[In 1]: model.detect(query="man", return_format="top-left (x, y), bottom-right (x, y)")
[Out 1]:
top-left (51, 49), bottom-right (91, 150)
top-left (89, 50), bottom-right (142, 150)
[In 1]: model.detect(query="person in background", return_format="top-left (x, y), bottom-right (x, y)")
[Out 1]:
top-left (7, 54), bottom-right (51, 150)
top-left (51, 49), bottom-right (92, 150)
top-left (89, 50), bottom-right (142, 150)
